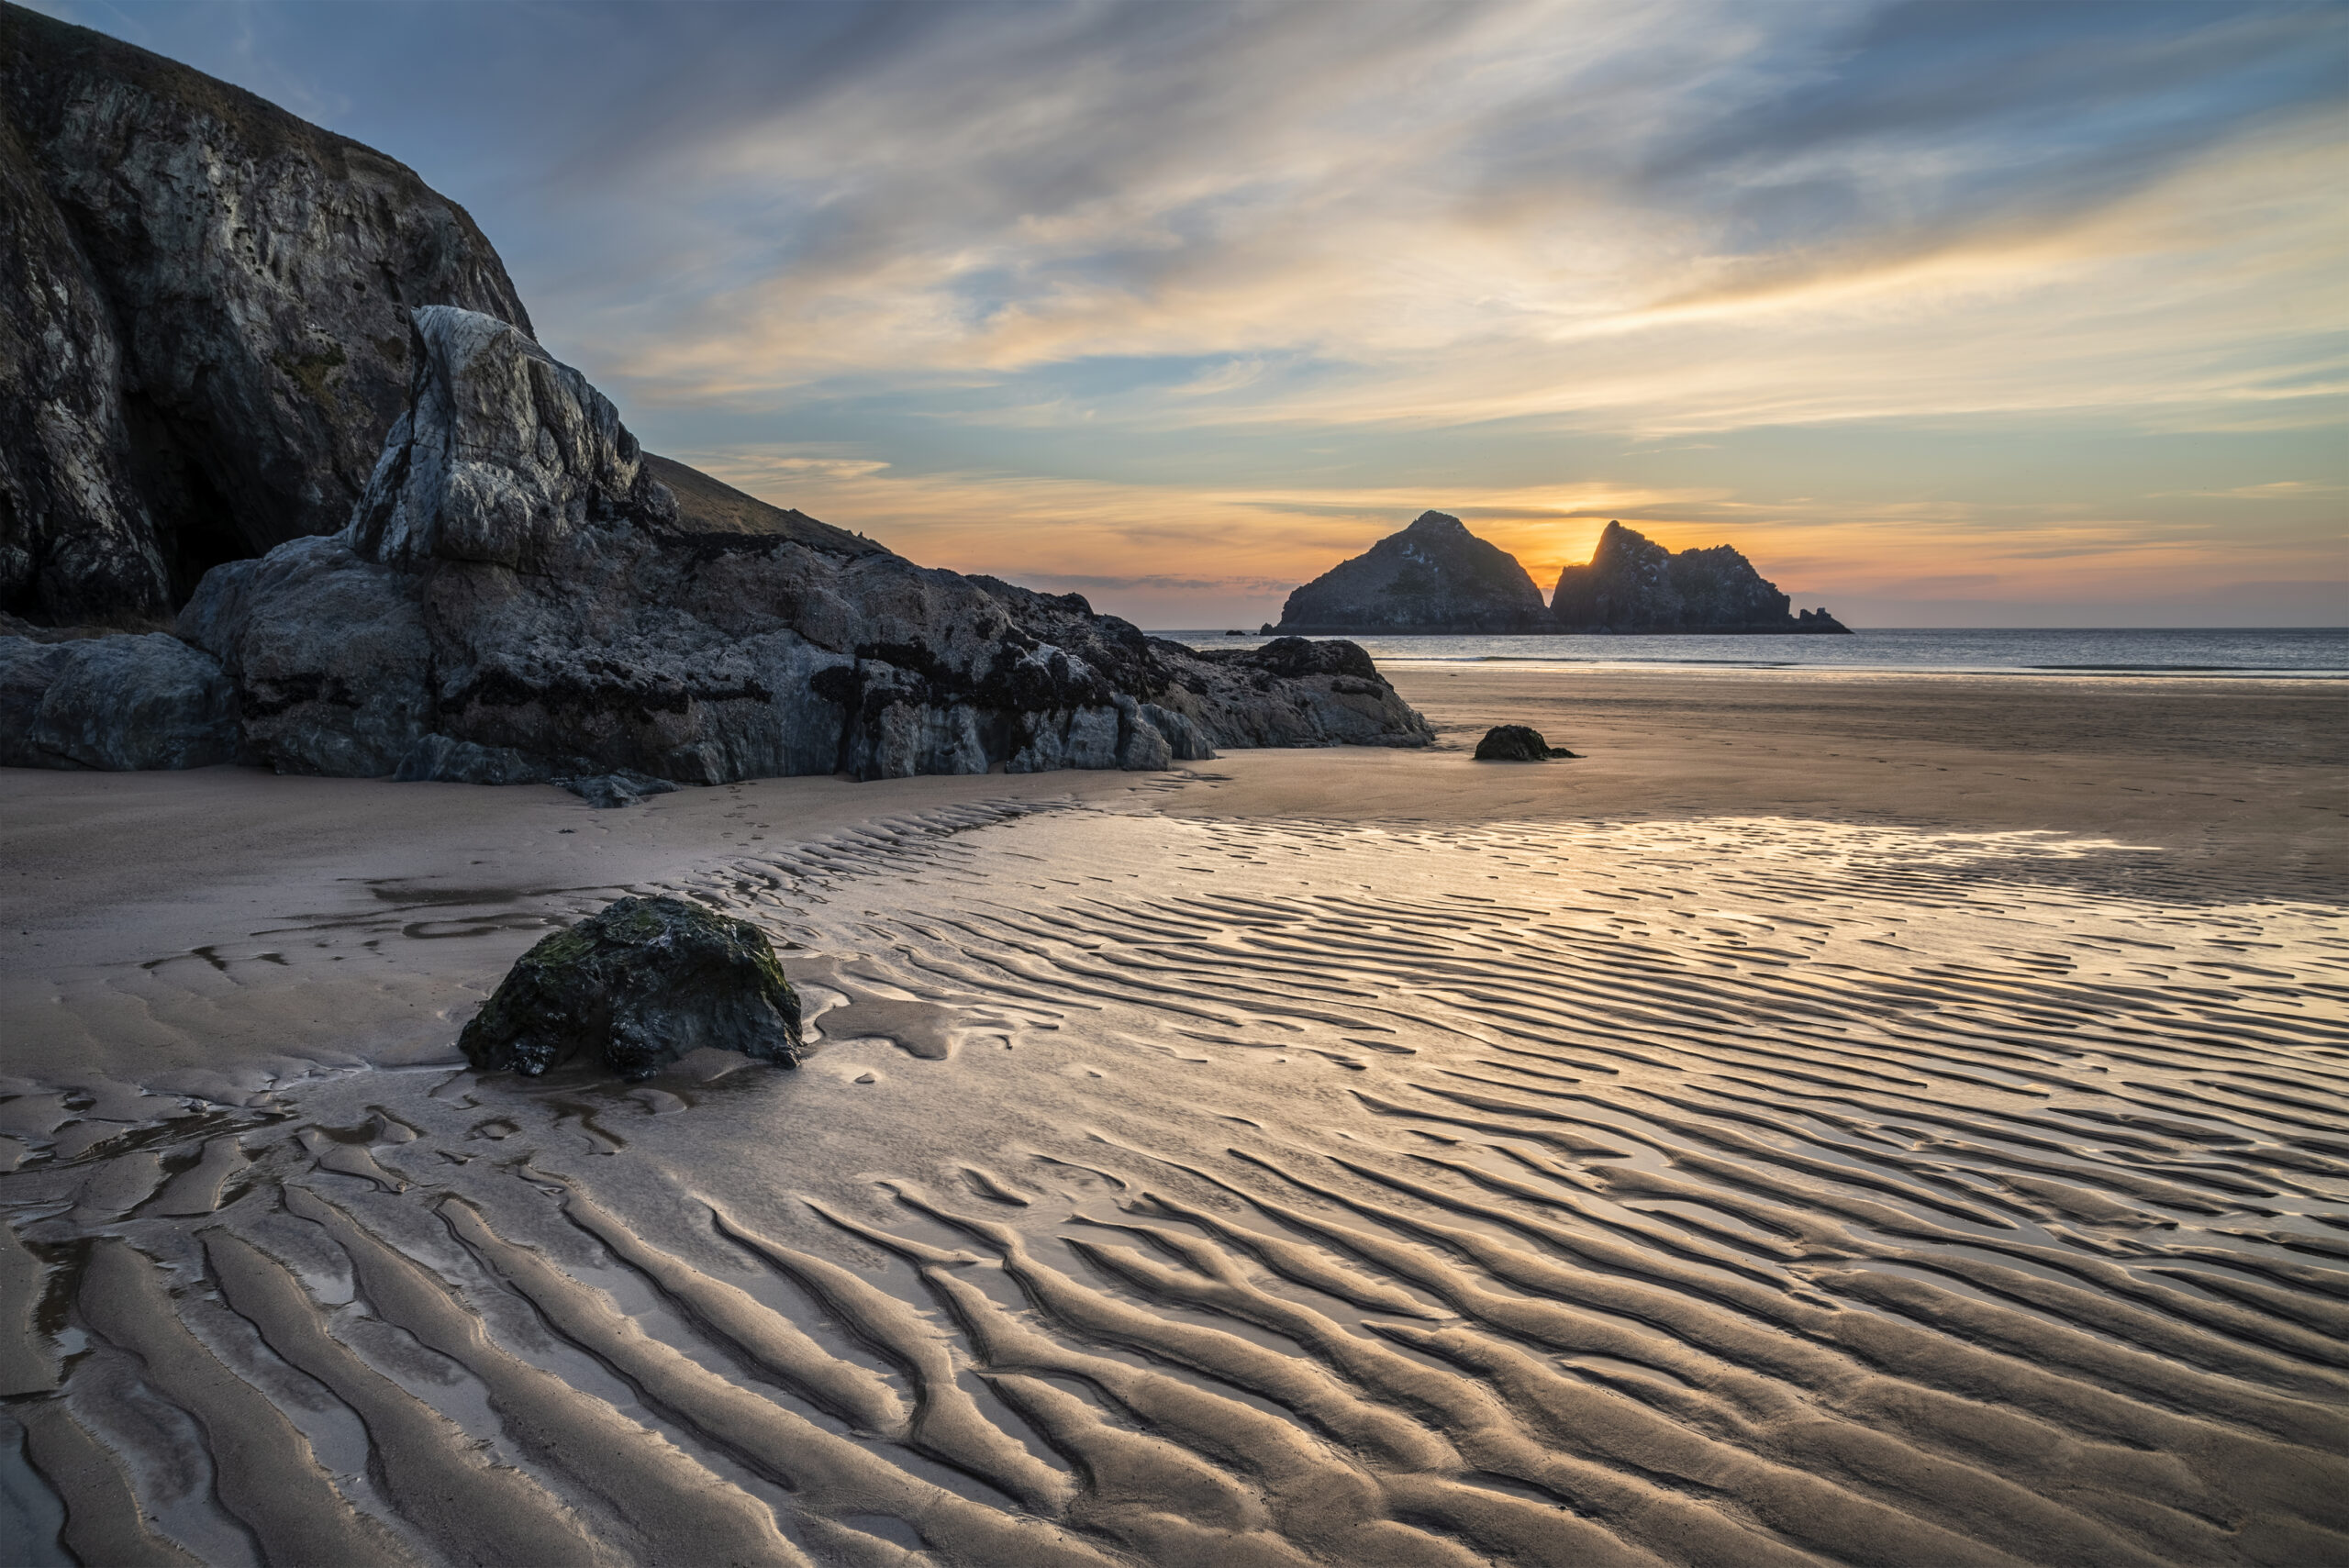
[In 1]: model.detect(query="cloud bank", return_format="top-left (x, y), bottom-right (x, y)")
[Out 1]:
top-left (49, 0), bottom-right (2349, 624)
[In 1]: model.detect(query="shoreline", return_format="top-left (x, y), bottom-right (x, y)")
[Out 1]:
top-left (4, 661), bottom-right (2337, 1089)
top-left (1157, 626), bottom-right (2349, 684)
top-left (3, 662), bottom-right (2343, 1568)
top-left (1381, 660), bottom-right (2349, 680)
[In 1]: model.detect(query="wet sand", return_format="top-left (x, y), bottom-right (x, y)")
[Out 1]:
top-left (2, 666), bottom-right (2343, 1566)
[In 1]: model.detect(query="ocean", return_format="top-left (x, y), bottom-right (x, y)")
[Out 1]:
top-left (1152, 625), bottom-right (2349, 678)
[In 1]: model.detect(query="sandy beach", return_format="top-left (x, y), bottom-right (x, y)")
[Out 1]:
top-left (3, 663), bottom-right (2344, 1567)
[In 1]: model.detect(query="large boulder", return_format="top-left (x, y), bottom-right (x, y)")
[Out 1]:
top-left (0, 6), bottom-right (531, 624)
top-left (178, 307), bottom-right (1432, 786)
top-left (1550, 521), bottom-right (1850, 634)
top-left (460, 896), bottom-right (805, 1081)
top-left (1267, 511), bottom-right (1550, 635)
top-left (0, 631), bottom-right (235, 769)
top-left (346, 306), bottom-right (673, 572)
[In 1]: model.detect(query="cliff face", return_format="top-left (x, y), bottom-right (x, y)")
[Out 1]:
top-left (1551, 521), bottom-right (1848, 633)
top-left (1269, 511), bottom-right (1549, 634)
top-left (0, 14), bottom-right (1437, 785)
top-left (0, 5), bottom-right (530, 623)
top-left (160, 308), bottom-right (1431, 784)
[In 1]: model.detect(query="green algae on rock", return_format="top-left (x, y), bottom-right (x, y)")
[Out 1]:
top-left (459, 896), bottom-right (804, 1080)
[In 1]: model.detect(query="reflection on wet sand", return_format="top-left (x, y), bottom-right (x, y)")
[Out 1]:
top-left (3, 801), bottom-right (2343, 1565)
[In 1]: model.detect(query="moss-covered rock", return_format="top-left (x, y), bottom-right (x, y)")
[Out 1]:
top-left (459, 896), bottom-right (803, 1080)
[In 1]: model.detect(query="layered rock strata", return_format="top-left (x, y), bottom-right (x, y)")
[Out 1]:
top-left (1266, 510), bottom-right (1549, 635)
top-left (1552, 520), bottom-right (1849, 633)
top-left (146, 306), bottom-right (1428, 784)
top-left (0, 5), bottom-right (531, 623)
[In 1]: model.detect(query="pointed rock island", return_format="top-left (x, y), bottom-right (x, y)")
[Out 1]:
top-left (1552, 520), bottom-right (1848, 634)
top-left (1264, 512), bottom-right (1847, 636)
top-left (1264, 511), bottom-right (1551, 635)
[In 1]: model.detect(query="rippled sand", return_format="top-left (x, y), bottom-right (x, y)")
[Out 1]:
top-left (3, 672), bottom-right (2344, 1566)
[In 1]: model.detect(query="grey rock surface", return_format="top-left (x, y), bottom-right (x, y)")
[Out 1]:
top-left (0, 630), bottom-right (235, 769)
top-left (347, 306), bottom-right (672, 572)
top-left (1550, 521), bottom-right (1850, 634)
top-left (459, 895), bottom-right (805, 1081)
top-left (0, 6), bottom-right (530, 624)
top-left (1269, 511), bottom-right (1549, 635)
top-left (0, 639), bottom-right (70, 766)
top-left (553, 773), bottom-right (681, 809)
top-left (179, 307), bottom-right (1432, 786)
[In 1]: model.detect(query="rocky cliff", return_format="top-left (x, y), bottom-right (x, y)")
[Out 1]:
top-left (54, 306), bottom-right (1419, 786)
top-left (1550, 521), bottom-right (1849, 634)
top-left (0, 16), bottom-right (1432, 784)
top-left (1266, 511), bottom-right (1549, 635)
top-left (0, 5), bottom-right (530, 624)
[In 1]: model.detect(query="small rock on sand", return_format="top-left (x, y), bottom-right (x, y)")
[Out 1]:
top-left (1474, 724), bottom-right (1578, 761)
top-left (460, 896), bottom-right (805, 1081)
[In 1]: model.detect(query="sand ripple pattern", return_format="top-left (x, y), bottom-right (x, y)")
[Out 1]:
top-left (5, 803), bottom-right (2345, 1566)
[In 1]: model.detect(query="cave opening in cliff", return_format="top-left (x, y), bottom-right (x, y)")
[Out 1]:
top-left (120, 392), bottom-right (262, 607)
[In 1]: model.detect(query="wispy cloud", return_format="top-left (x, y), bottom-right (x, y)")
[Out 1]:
top-left (2154, 480), bottom-right (2348, 500)
top-left (58, 0), bottom-right (2349, 625)
top-left (555, 0), bottom-right (2344, 446)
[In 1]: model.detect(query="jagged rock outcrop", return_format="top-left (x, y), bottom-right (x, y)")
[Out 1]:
top-left (345, 306), bottom-right (671, 572)
top-left (1267, 511), bottom-right (1548, 635)
top-left (0, 5), bottom-right (531, 624)
top-left (0, 17), bottom-right (1432, 785)
top-left (164, 307), bottom-right (1430, 784)
top-left (1550, 521), bottom-right (1849, 634)
top-left (460, 896), bottom-right (805, 1080)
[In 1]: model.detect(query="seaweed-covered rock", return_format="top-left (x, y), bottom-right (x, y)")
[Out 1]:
top-left (1474, 724), bottom-right (1576, 761)
top-left (459, 896), bottom-right (804, 1080)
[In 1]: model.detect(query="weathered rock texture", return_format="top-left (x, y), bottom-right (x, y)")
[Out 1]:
top-left (175, 307), bottom-right (1431, 784)
top-left (0, 18), bottom-right (1431, 784)
top-left (1551, 521), bottom-right (1849, 634)
top-left (459, 896), bottom-right (805, 1080)
top-left (0, 5), bottom-right (530, 624)
top-left (1267, 511), bottom-right (1548, 635)
top-left (0, 630), bottom-right (234, 769)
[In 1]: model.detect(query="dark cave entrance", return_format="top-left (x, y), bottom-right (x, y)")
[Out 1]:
top-left (120, 393), bottom-right (265, 607)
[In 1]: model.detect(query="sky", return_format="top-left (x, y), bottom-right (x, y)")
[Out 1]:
top-left (40, 0), bottom-right (2349, 628)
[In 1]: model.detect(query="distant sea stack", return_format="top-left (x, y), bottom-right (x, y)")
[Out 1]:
top-left (1262, 511), bottom-right (1848, 637)
top-left (1551, 521), bottom-right (1849, 634)
top-left (1264, 511), bottom-right (1549, 635)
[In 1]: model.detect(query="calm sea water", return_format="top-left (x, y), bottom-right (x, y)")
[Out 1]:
top-left (1150, 627), bottom-right (2349, 679)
